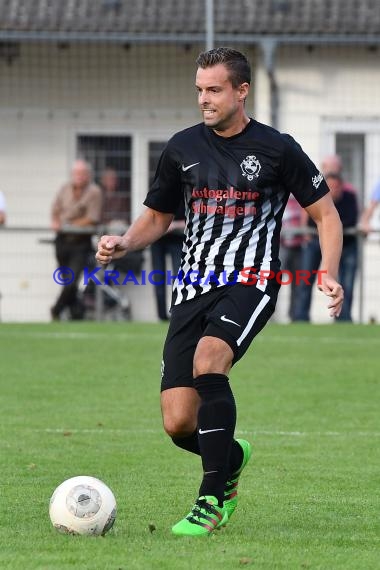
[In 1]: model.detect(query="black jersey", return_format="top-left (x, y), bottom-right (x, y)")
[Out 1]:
top-left (144, 118), bottom-right (329, 305)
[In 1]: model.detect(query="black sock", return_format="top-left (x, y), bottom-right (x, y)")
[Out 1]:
top-left (229, 439), bottom-right (244, 476)
top-left (172, 431), bottom-right (243, 476)
top-left (171, 431), bottom-right (200, 455)
top-left (194, 373), bottom-right (236, 507)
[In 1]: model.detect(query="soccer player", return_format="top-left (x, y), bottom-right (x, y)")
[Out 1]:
top-left (96, 48), bottom-right (344, 536)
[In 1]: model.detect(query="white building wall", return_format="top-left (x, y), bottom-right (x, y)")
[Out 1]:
top-left (0, 109), bottom-right (199, 322)
top-left (0, 43), bottom-right (204, 322)
top-left (0, 43), bottom-right (379, 322)
top-left (276, 45), bottom-right (380, 160)
top-left (264, 45), bottom-right (380, 323)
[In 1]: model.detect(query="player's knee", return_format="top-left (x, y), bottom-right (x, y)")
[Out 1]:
top-left (193, 360), bottom-right (215, 377)
top-left (193, 356), bottom-right (231, 377)
top-left (193, 337), bottom-right (233, 377)
top-left (163, 416), bottom-right (195, 438)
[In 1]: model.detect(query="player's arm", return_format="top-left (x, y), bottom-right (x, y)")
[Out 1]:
top-left (305, 193), bottom-right (344, 317)
top-left (96, 207), bottom-right (173, 265)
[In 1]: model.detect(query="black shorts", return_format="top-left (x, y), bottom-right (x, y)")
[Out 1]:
top-left (161, 281), bottom-right (280, 391)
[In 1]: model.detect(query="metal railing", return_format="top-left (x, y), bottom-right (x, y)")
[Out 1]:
top-left (0, 224), bottom-right (379, 323)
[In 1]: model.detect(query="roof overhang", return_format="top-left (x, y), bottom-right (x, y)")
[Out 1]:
top-left (0, 30), bottom-right (379, 46)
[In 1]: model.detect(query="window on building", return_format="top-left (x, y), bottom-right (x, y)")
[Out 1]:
top-left (77, 135), bottom-right (132, 223)
top-left (335, 133), bottom-right (365, 206)
top-left (148, 141), bottom-right (167, 186)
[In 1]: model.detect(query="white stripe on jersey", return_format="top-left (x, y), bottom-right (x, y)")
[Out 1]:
top-left (173, 190), bottom-right (286, 304)
top-left (221, 202), bottom-right (256, 273)
top-left (175, 204), bottom-right (215, 303)
top-left (256, 192), bottom-right (285, 292)
top-left (239, 196), bottom-right (273, 286)
top-left (175, 204), bottom-right (199, 303)
top-left (146, 120), bottom-right (331, 309)
top-left (237, 294), bottom-right (271, 346)
top-left (195, 199), bottom-right (254, 297)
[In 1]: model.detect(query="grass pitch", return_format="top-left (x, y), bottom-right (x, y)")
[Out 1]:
top-left (0, 322), bottom-right (379, 570)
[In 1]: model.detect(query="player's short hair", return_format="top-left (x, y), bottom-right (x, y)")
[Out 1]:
top-left (196, 47), bottom-right (251, 88)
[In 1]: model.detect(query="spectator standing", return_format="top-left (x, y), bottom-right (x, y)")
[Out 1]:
top-left (51, 159), bottom-right (102, 320)
top-left (294, 155), bottom-right (359, 322)
top-left (100, 167), bottom-right (129, 228)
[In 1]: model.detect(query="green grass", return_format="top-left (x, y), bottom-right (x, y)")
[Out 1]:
top-left (0, 322), bottom-right (379, 570)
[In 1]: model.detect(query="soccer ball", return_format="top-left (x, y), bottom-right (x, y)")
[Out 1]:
top-left (49, 476), bottom-right (117, 536)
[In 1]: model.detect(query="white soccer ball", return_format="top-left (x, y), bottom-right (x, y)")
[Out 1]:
top-left (49, 476), bottom-right (117, 536)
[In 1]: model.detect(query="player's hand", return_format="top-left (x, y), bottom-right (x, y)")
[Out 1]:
top-left (317, 274), bottom-right (344, 318)
top-left (95, 235), bottom-right (127, 265)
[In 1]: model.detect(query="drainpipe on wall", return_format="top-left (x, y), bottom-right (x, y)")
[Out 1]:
top-left (205, 0), bottom-right (214, 51)
top-left (260, 39), bottom-right (279, 130)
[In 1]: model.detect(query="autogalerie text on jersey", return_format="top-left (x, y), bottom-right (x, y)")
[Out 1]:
top-left (53, 266), bottom-right (327, 287)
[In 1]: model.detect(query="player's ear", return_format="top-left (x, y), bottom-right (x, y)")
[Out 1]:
top-left (238, 82), bottom-right (249, 101)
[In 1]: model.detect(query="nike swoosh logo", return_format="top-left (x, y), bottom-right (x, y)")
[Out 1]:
top-left (220, 315), bottom-right (241, 327)
top-left (199, 428), bottom-right (226, 435)
top-left (182, 162), bottom-right (200, 172)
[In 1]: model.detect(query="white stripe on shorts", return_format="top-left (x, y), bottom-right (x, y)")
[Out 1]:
top-left (236, 293), bottom-right (270, 347)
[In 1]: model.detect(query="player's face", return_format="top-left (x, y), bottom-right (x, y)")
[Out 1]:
top-left (196, 64), bottom-right (249, 132)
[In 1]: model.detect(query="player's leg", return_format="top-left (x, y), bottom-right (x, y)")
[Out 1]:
top-left (161, 382), bottom-right (246, 473)
top-left (194, 282), bottom-right (278, 520)
top-left (171, 335), bottom-right (247, 536)
top-left (160, 297), bottom-right (203, 453)
top-left (161, 300), bottom-right (246, 472)
top-left (160, 296), bottom-right (199, 427)
top-left (164, 287), bottom-right (270, 535)
top-left (160, 296), bottom-right (231, 535)
top-left (191, 336), bottom-right (251, 521)
top-left (192, 335), bottom-right (236, 507)
top-left (162, 377), bottom-right (232, 535)
top-left (161, 386), bottom-right (199, 440)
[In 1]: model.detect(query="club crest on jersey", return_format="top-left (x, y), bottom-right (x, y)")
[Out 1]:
top-left (312, 172), bottom-right (324, 189)
top-left (240, 155), bottom-right (261, 181)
